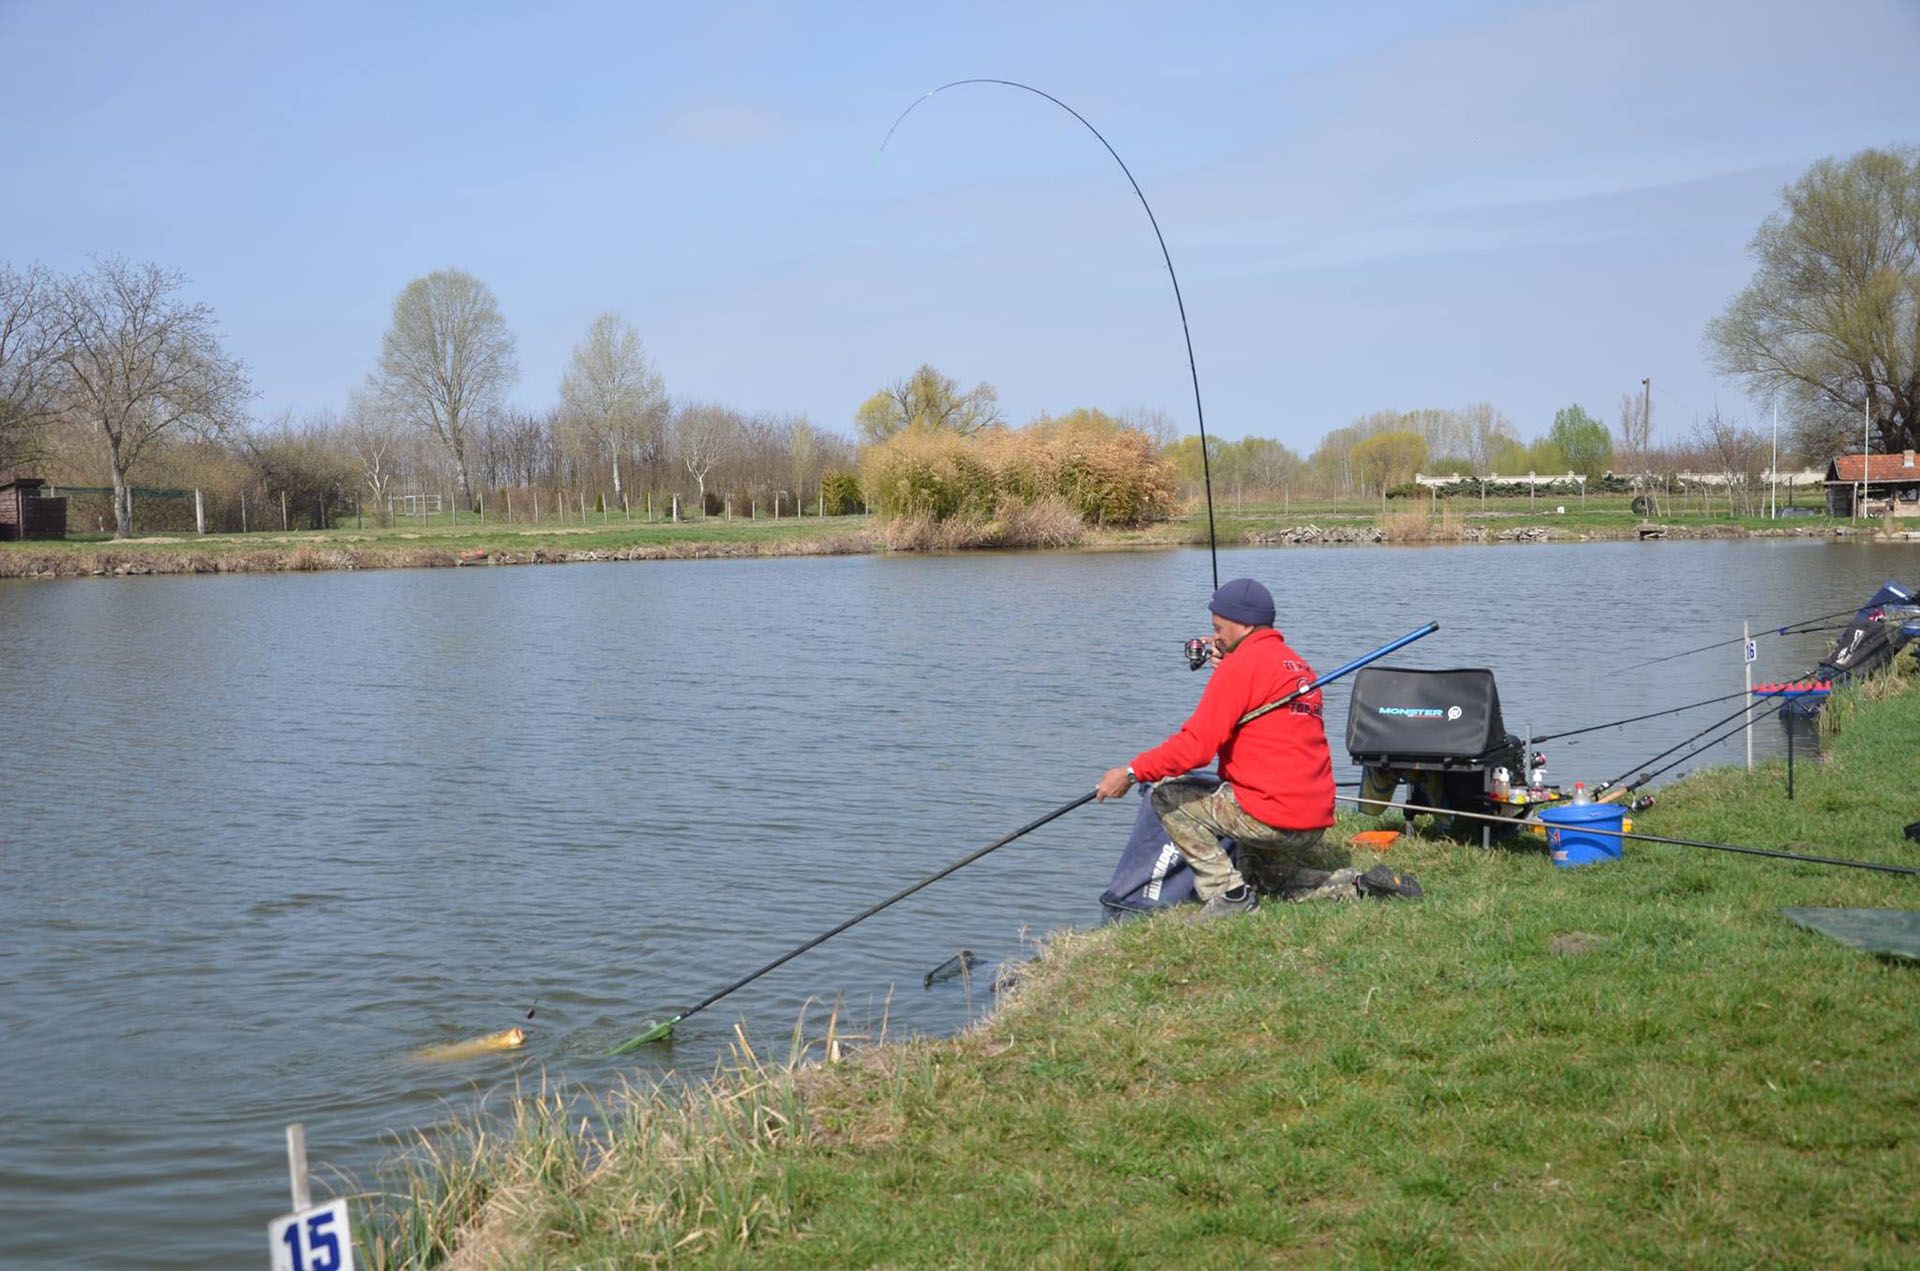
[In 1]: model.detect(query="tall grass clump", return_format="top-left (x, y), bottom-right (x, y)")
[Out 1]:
top-left (1381, 498), bottom-right (1470, 543)
top-left (860, 417), bottom-right (1175, 547)
top-left (363, 1008), bottom-right (873, 1267)
top-left (1818, 642), bottom-right (1916, 739)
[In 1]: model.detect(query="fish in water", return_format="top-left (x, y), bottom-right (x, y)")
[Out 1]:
top-left (923, 950), bottom-right (980, 989)
top-left (412, 1026), bottom-right (528, 1063)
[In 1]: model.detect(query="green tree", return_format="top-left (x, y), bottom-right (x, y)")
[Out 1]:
top-left (1546, 404), bottom-right (1612, 477)
top-left (818, 469), bottom-right (864, 515)
top-left (1707, 147), bottom-right (1920, 457)
top-left (1488, 434), bottom-right (1532, 475)
top-left (855, 364), bottom-right (1002, 443)
top-left (1525, 438), bottom-right (1568, 474)
top-left (1350, 430), bottom-right (1426, 506)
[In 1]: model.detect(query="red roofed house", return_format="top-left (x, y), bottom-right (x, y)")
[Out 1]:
top-left (1825, 450), bottom-right (1920, 517)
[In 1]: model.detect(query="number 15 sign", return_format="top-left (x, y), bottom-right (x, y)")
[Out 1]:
top-left (269, 1198), bottom-right (355, 1271)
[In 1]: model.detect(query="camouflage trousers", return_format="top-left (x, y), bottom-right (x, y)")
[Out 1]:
top-left (1148, 777), bottom-right (1348, 901)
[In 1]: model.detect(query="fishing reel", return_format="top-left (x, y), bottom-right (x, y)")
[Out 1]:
top-left (1183, 636), bottom-right (1217, 671)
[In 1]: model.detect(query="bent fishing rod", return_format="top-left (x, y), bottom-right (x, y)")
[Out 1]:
top-left (882, 78), bottom-right (1221, 591)
top-left (1334, 791), bottom-right (1920, 878)
top-left (608, 620), bottom-right (1438, 1052)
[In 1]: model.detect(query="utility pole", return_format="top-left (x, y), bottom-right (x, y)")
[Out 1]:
top-left (1770, 401), bottom-right (1778, 520)
top-left (1642, 377), bottom-right (1653, 515)
top-left (1861, 392), bottom-right (1871, 517)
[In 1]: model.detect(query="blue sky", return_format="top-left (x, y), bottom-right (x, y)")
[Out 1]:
top-left (3, 0), bottom-right (1916, 450)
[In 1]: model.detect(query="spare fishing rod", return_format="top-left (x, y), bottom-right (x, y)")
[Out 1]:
top-left (1612, 604), bottom-right (1863, 672)
top-left (1593, 682), bottom-right (1805, 799)
top-left (882, 78), bottom-right (1220, 591)
top-left (1334, 791), bottom-right (1920, 878)
top-left (608, 620), bottom-right (1439, 1053)
top-left (1531, 689), bottom-right (1754, 745)
top-left (1609, 695), bottom-right (1793, 796)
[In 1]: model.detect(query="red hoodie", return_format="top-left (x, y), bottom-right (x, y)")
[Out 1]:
top-left (1130, 627), bottom-right (1335, 829)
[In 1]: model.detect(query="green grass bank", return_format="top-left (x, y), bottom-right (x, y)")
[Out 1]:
top-left (366, 660), bottom-right (1919, 1268)
top-left (0, 493), bottom-right (1885, 579)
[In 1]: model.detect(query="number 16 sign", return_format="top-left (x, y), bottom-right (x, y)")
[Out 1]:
top-left (269, 1197), bottom-right (355, 1271)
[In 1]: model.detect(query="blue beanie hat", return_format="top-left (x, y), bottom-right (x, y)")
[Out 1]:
top-left (1210, 577), bottom-right (1275, 627)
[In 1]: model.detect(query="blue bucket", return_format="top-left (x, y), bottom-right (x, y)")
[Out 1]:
top-left (1540, 803), bottom-right (1625, 868)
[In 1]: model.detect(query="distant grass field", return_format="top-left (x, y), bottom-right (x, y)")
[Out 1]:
top-left (363, 656), bottom-right (1920, 1267)
top-left (1, 491), bottom-right (1862, 577)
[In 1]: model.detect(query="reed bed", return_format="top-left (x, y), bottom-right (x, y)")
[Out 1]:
top-left (860, 422), bottom-right (1176, 532)
top-left (1379, 500), bottom-right (1469, 543)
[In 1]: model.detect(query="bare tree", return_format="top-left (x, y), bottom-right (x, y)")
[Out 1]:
top-left (370, 268), bottom-right (517, 508)
top-left (674, 403), bottom-right (737, 514)
top-left (1692, 408), bottom-right (1768, 516)
top-left (343, 390), bottom-right (402, 524)
top-left (558, 312), bottom-right (665, 504)
top-left (1615, 390), bottom-right (1652, 477)
top-left (1119, 406), bottom-right (1181, 451)
top-left (787, 417), bottom-right (817, 511)
top-left (1460, 403), bottom-right (1519, 475)
top-left (52, 259), bottom-right (250, 537)
top-left (1, 262), bottom-right (61, 471)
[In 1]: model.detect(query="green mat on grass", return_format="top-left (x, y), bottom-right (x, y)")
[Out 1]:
top-left (1781, 908), bottom-right (1920, 962)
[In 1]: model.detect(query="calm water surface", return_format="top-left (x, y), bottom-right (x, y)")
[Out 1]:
top-left (1, 540), bottom-right (1914, 1266)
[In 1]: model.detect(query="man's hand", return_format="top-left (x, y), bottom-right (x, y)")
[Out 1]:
top-left (1095, 766), bottom-right (1135, 801)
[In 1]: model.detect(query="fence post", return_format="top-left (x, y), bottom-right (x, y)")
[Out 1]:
top-left (194, 488), bottom-right (205, 535)
top-left (286, 1122), bottom-right (311, 1211)
top-left (241, 492), bottom-right (248, 534)
top-left (1744, 620), bottom-right (1754, 773)
top-left (281, 491), bottom-right (288, 531)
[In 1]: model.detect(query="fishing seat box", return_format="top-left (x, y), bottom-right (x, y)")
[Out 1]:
top-left (1345, 667), bottom-right (1518, 790)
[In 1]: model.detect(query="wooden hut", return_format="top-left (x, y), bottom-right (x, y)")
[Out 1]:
top-left (1824, 451), bottom-right (1920, 518)
top-left (0, 476), bottom-right (68, 540)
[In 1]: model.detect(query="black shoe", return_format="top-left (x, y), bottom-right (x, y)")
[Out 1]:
top-left (1356, 865), bottom-right (1423, 901)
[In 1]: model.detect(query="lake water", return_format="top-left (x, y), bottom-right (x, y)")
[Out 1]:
top-left (1, 539), bottom-right (1914, 1266)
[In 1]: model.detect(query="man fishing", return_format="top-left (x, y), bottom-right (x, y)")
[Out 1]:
top-left (1096, 578), bottom-right (1342, 918)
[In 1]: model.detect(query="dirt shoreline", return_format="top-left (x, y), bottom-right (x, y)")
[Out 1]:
top-left (0, 521), bottom-right (1894, 579)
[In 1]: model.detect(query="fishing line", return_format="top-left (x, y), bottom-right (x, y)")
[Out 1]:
top-left (881, 78), bottom-right (1220, 591)
top-left (1620, 695), bottom-right (1792, 793)
top-left (1334, 792), bottom-right (1920, 877)
top-left (607, 791), bottom-right (1097, 1053)
top-left (1531, 690), bottom-right (1754, 744)
top-left (1612, 605), bottom-right (1863, 672)
top-left (1595, 681), bottom-right (1808, 796)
